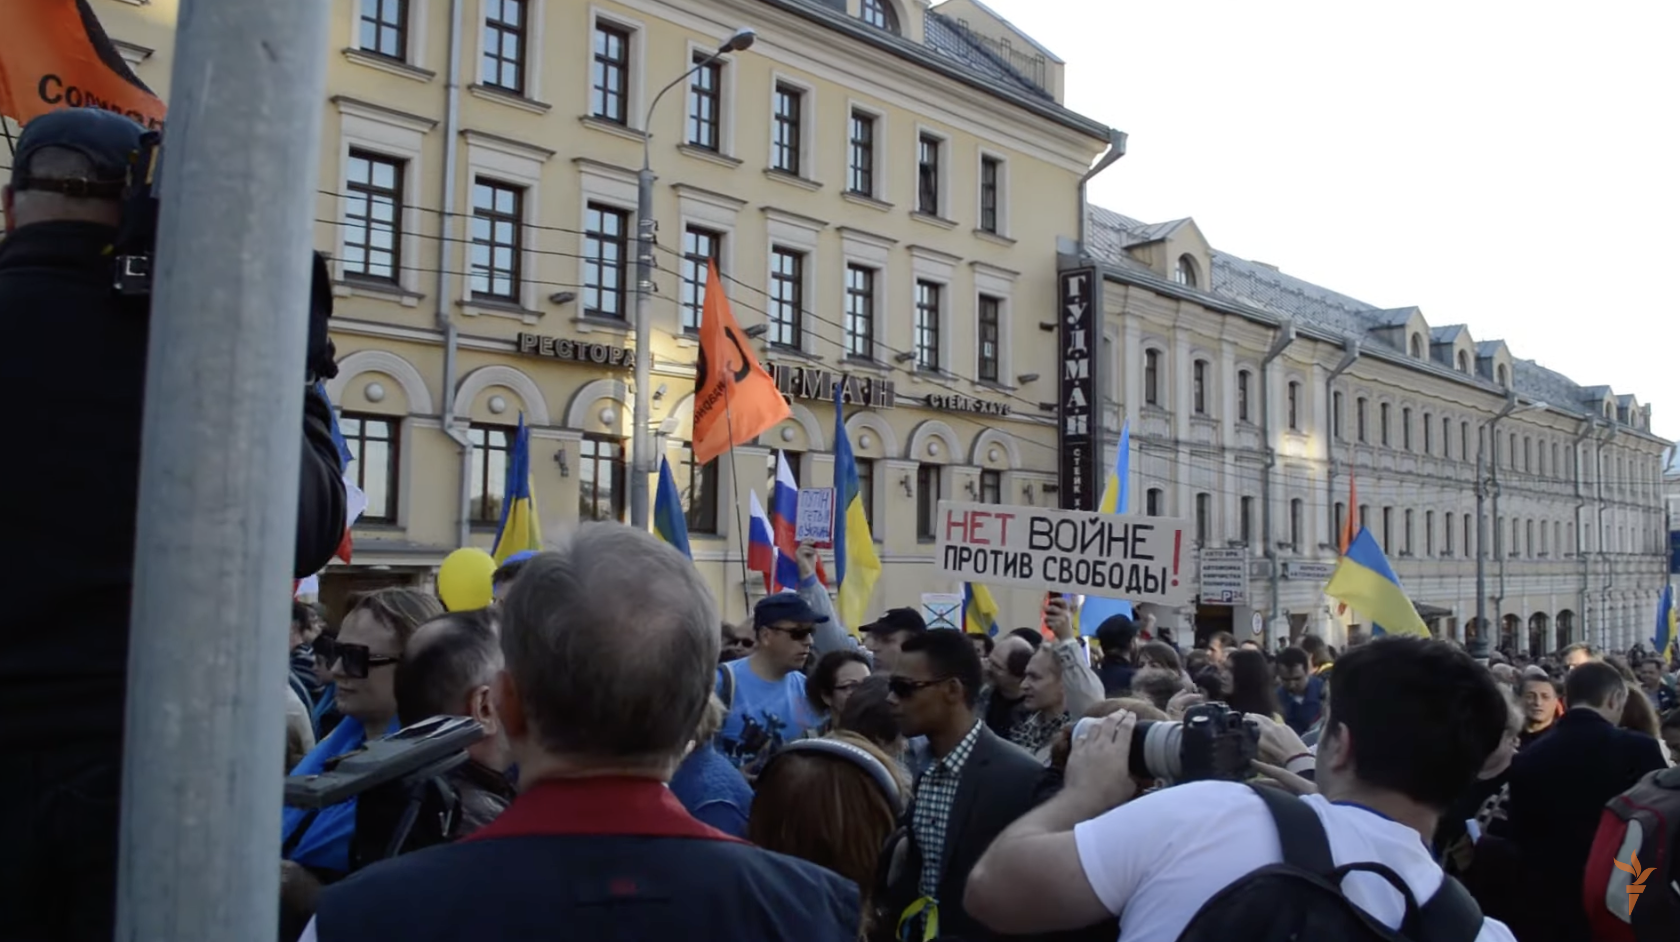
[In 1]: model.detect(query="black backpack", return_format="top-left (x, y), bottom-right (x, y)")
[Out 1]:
top-left (1175, 784), bottom-right (1484, 942)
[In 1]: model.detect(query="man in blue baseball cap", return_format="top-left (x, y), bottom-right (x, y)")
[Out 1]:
top-left (713, 593), bottom-right (829, 772)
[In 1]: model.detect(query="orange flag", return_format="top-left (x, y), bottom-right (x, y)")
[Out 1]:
top-left (1336, 474), bottom-right (1357, 617)
top-left (0, 0), bottom-right (167, 130)
top-left (692, 260), bottom-right (789, 465)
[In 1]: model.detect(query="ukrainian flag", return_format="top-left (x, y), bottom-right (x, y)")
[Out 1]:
top-left (964, 582), bottom-right (999, 636)
top-left (1653, 584), bottom-right (1675, 657)
top-left (1325, 527), bottom-right (1430, 637)
top-left (491, 415), bottom-right (543, 564)
top-left (1078, 420), bottom-right (1135, 635)
top-left (654, 455), bottom-right (691, 559)
top-left (833, 382), bottom-right (881, 633)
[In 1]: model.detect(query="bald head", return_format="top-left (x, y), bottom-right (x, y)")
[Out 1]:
top-left (501, 524), bottom-right (719, 768)
top-left (988, 635), bottom-right (1033, 695)
top-left (394, 609), bottom-right (502, 727)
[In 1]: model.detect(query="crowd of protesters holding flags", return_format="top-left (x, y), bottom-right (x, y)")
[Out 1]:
top-left (6, 47), bottom-right (1680, 942)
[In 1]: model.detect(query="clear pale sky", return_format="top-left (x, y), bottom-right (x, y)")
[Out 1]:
top-left (976, 0), bottom-right (1679, 443)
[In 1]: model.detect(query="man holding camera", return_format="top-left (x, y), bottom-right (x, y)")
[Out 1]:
top-left (0, 108), bottom-right (348, 942)
top-left (965, 636), bottom-right (1517, 941)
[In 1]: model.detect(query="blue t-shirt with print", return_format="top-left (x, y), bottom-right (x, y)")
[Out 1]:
top-left (715, 660), bottom-right (820, 771)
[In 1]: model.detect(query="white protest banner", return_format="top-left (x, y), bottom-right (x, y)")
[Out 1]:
top-left (934, 501), bottom-right (1194, 605)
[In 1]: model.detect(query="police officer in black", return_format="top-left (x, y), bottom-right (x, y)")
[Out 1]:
top-left (0, 108), bottom-right (348, 942)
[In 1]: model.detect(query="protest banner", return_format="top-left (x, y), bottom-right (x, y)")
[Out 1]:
top-left (934, 501), bottom-right (1194, 606)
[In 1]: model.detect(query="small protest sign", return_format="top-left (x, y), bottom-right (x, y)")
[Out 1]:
top-left (934, 501), bottom-right (1194, 606)
top-left (921, 593), bottom-right (962, 630)
top-left (795, 488), bottom-right (836, 545)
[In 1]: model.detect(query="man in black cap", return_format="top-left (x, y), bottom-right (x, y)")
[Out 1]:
top-left (0, 108), bottom-right (348, 942)
top-left (863, 607), bottom-right (928, 674)
top-left (714, 593), bottom-right (828, 772)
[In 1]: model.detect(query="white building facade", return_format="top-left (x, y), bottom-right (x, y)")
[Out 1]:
top-left (1078, 208), bottom-right (1670, 654)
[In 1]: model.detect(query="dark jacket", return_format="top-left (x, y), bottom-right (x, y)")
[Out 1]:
top-left (1095, 661), bottom-right (1135, 697)
top-left (1277, 675), bottom-right (1324, 735)
top-left (315, 777), bottom-right (859, 942)
top-left (886, 725), bottom-right (1053, 942)
top-left (1503, 708), bottom-right (1667, 942)
top-left (0, 221), bottom-right (347, 749)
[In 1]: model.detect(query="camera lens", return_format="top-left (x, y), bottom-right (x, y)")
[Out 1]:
top-left (1130, 720), bottom-right (1182, 781)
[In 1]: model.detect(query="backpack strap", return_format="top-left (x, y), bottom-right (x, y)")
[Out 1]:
top-left (1248, 783), bottom-right (1335, 877)
top-left (1406, 874), bottom-right (1483, 942)
top-left (716, 664), bottom-right (735, 712)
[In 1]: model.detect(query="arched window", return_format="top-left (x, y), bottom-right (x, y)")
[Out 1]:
top-left (1410, 334), bottom-right (1424, 358)
top-left (860, 0), bottom-right (900, 33)
top-left (1145, 487), bottom-right (1164, 516)
top-left (1422, 413), bottom-right (1433, 454)
top-left (1457, 350), bottom-right (1470, 372)
top-left (1174, 254), bottom-right (1199, 287)
top-left (1401, 407), bottom-right (1412, 450)
top-left (1287, 381), bottom-right (1301, 430)
top-left (1236, 370), bottom-right (1251, 422)
top-left (1496, 363), bottom-right (1508, 387)
top-left (1144, 349), bottom-right (1162, 406)
top-left (1192, 359), bottom-right (1209, 415)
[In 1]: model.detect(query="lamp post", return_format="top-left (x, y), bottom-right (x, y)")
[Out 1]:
top-left (630, 27), bottom-right (756, 528)
top-left (1472, 393), bottom-right (1546, 659)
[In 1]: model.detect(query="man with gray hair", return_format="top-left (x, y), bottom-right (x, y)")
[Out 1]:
top-left (306, 524), bottom-right (858, 942)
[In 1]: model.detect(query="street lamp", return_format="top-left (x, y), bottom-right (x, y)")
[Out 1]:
top-left (629, 27), bottom-right (756, 528)
top-left (1472, 394), bottom-right (1546, 660)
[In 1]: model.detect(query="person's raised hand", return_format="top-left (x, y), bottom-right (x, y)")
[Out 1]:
top-left (796, 542), bottom-right (818, 581)
top-left (1043, 596), bottom-right (1075, 641)
top-left (1064, 710), bottom-right (1140, 812)
top-left (1244, 713), bottom-right (1310, 766)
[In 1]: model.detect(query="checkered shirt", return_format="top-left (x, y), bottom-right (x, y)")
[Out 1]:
top-left (910, 720), bottom-right (983, 899)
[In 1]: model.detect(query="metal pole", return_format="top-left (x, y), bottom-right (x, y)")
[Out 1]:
top-left (1473, 443), bottom-right (1488, 660)
top-left (116, 0), bottom-right (331, 939)
top-left (632, 156), bottom-right (656, 528)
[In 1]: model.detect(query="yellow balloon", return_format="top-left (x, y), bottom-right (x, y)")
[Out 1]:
top-left (437, 547), bottom-right (497, 612)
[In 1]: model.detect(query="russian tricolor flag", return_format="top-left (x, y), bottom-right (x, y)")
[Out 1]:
top-left (747, 490), bottom-right (777, 591)
top-left (770, 451), bottom-right (826, 590)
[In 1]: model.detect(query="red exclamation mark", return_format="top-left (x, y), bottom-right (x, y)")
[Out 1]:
top-left (1171, 530), bottom-right (1182, 587)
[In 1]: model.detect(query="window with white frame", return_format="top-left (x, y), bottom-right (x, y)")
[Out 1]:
top-left (342, 151), bottom-right (404, 283)
top-left (1144, 349), bottom-right (1161, 406)
top-left (916, 132), bottom-right (944, 216)
top-left (590, 22), bottom-right (631, 122)
top-left (845, 264), bottom-right (876, 359)
top-left (848, 109), bottom-right (876, 197)
top-left (979, 155), bottom-right (1004, 234)
top-left (680, 225), bottom-right (722, 334)
top-left (336, 101), bottom-right (428, 294)
top-left (914, 280), bottom-right (941, 371)
top-left (977, 295), bottom-right (1001, 383)
top-left (470, 177), bottom-right (522, 300)
top-left (582, 202), bottom-right (629, 319)
top-left (1192, 360), bottom-right (1209, 415)
top-left (768, 247), bottom-right (804, 348)
top-left (1237, 370), bottom-right (1251, 422)
top-left (360, 0), bottom-right (410, 61)
top-left (686, 52), bottom-right (721, 150)
top-left (771, 83), bottom-right (804, 175)
top-left (860, 0), bottom-right (901, 32)
top-left (483, 0), bottom-right (529, 94)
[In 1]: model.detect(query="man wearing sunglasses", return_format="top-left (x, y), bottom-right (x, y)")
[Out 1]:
top-left (715, 594), bottom-right (827, 773)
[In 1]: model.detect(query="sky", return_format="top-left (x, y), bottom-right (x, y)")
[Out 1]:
top-left (975, 0), bottom-right (1679, 443)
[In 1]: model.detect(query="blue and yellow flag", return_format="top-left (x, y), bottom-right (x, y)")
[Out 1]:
top-left (491, 415), bottom-right (542, 564)
top-left (1078, 420), bottom-right (1135, 635)
top-left (654, 455), bottom-right (692, 559)
top-left (1325, 527), bottom-right (1429, 637)
top-left (833, 382), bottom-right (880, 633)
top-left (1653, 584), bottom-right (1675, 657)
top-left (964, 582), bottom-right (999, 636)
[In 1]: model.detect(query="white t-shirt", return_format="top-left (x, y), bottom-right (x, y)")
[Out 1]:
top-left (1072, 780), bottom-right (1517, 942)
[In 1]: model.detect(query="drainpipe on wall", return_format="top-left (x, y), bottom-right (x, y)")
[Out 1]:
top-left (1323, 338), bottom-right (1361, 545)
top-left (1259, 321), bottom-right (1297, 638)
top-left (1572, 420), bottom-right (1593, 645)
top-left (437, 0), bottom-right (472, 549)
top-left (1595, 421), bottom-right (1618, 647)
top-left (1075, 128), bottom-right (1128, 258)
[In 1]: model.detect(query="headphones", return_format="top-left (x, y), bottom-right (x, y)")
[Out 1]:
top-left (759, 737), bottom-right (904, 817)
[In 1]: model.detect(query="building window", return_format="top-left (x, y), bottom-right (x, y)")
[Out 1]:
top-left (1461, 421), bottom-right (1470, 462)
top-left (583, 203), bottom-right (629, 319)
top-left (1525, 519), bottom-right (1534, 557)
top-left (979, 156), bottom-right (1002, 233)
top-left (1523, 437), bottom-right (1532, 472)
top-left (847, 110), bottom-right (875, 196)
top-left (1174, 255), bottom-right (1198, 288)
top-left (1332, 391), bottom-right (1344, 439)
top-left (1192, 360), bottom-right (1208, 415)
top-left (1540, 518), bottom-right (1548, 555)
top-left (1379, 403), bottom-right (1392, 446)
top-left (916, 133), bottom-right (942, 216)
top-left (1457, 350), bottom-right (1470, 372)
top-left (469, 178), bottom-right (522, 300)
top-left (686, 53), bottom-right (721, 151)
top-left (765, 452), bottom-right (804, 493)
top-left (1237, 370), bottom-right (1251, 422)
top-left (1444, 512), bottom-right (1454, 555)
top-left (468, 424), bottom-right (513, 523)
top-left (588, 22), bottom-right (631, 123)
top-left (484, 0), bottom-right (528, 95)
top-left (1334, 502), bottom-right (1346, 544)
top-left (578, 435), bottom-right (626, 522)
top-left (1401, 407), bottom-right (1412, 451)
top-left (1287, 381), bottom-right (1301, 430)
top-left (1195, 492), bottom-right (1211, 544)
top-left (1404, 509), bottom-right (1415, 555)
top-left (1359, 504), bottom-right (1370, 530)
top-left (1442, 417), bottom-right (1452, 458)
top-left (768, 247), bottom-right (804, 348)
top-left (860, 0), bottom-right (900, 32)
top-left (676, 442), bottom-right (719, 535)
top-left (914, 280), bottom-right (941, 371)
top-left (1537, 441), bottom-right (1547, 476)
top-left (1382, 507), bottom-right (1393, 552)
top-left (977, 295), bottom-right (1001, 383)
top-left (1551, 442), bottom-right (1559, 478)
top-left (341, 413), bottom-right (399, 523)
top-left (1356, 397), bottom-right (1368, 442)
top-left (844, 264), bottom-right (876, 359)
top-left (1410, 334), bottom-right (1424, 358)
top-left (1496, 363), bottom-right (1508, 387)
top-left (1465, 514), bottom-right (1474, 555)
top-left (1145, 488), bottom-right (1164, 517)
top-left (916, 464), bottom-right (941, 541)
top-left (1289, 499), bottom-right (1303, 553)
top-left (856, 458), bottom-right (875, 523)
top-left (360, 0), bottom-right (409, 60)
top-left (342, 151), bottom-right (403, 282)
top-left (1144, 349), bottom-right (1161, 406)
top-left (680, 226), bottom-right (722, 334)
top-left (1423, 413), bottom-right (1433, 454)
top-left (771, 83), bottom-right (804, 175)
top-left (1240, 496), bottom-right (1254, 545)
top-left (980, 469), bottom-right (1002, 505)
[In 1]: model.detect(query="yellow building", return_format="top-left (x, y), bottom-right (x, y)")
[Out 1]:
top-left (58, 0), bottom-right (1119, 626)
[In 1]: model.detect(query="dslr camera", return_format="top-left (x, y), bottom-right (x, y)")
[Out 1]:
top-left (1077, 701), bottom-right (1259, 783)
